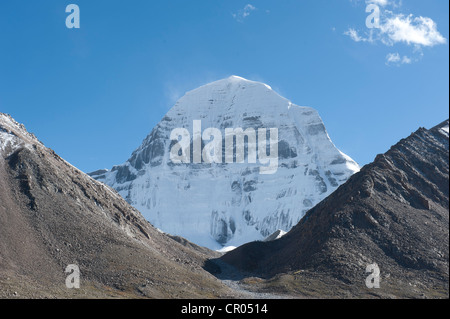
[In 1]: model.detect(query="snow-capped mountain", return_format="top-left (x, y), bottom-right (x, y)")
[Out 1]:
top-left (91, 76), bottom-right (360, 250)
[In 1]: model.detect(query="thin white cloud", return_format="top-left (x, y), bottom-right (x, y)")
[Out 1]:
top-left (365, 0), bottom-right (402, 8)
top-left (232, 4), bottom-right (257, 22)
top-left (366, 0), bottom-right (390, 7)
top-left (380, 14), bottom-right (447, 47)
top-left (385, 52), bottom-right (414, 66)
top-left (345, 12), bottom-right (446, 47)
top-left (243, 4), bottom-right (256, 17)
top-left (344, 1), bottom-right (446, 65)
top-left (386, 52), bottom-right (401, 63)
top-left (401, 55), bottom-right (412, 64)
top-left (344, 28), bottom-right (366, 42)
top-left (344, 28), bottom-right (376, 42)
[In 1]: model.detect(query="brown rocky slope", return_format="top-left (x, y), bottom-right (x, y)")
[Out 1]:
top-left (0, 113), bottom-right (235, 298)
top-left (220, 120), bottom-right (449, 298)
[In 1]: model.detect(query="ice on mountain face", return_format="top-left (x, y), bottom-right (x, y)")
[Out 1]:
top-left (91, 76), bottom-right (360, 250)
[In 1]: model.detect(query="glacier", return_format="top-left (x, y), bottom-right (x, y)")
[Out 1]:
top-left (90, 76), bottom-right (360, 250)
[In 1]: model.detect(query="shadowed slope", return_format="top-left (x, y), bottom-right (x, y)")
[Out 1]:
top-left (221, 120), bottom-right (449, 298)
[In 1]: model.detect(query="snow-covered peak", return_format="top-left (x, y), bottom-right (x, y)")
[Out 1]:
top-left (174, 76), bottom-right (284, 116)
top-left (92, 76), bottom-right (360, 250)
top-left (190, 75), bottom-right (272, 93)
top-left (225, 75), bottom-right (273, 89)
top-left (228, 75), bottom-right (250, 81)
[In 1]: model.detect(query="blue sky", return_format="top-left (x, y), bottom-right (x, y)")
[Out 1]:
top-left (0, 0), bottom-right (448, 173)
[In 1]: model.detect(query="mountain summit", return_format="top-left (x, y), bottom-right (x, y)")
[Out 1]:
top-left (91, 76), bottom-right (359, 249)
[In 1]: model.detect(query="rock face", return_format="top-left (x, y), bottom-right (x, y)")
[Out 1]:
top-left (0, 113), bottom-right (233, 298)
top-left (221, 120), bottom-right (449, 298)
top-left (91, 76), bottom-right (359, 250)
